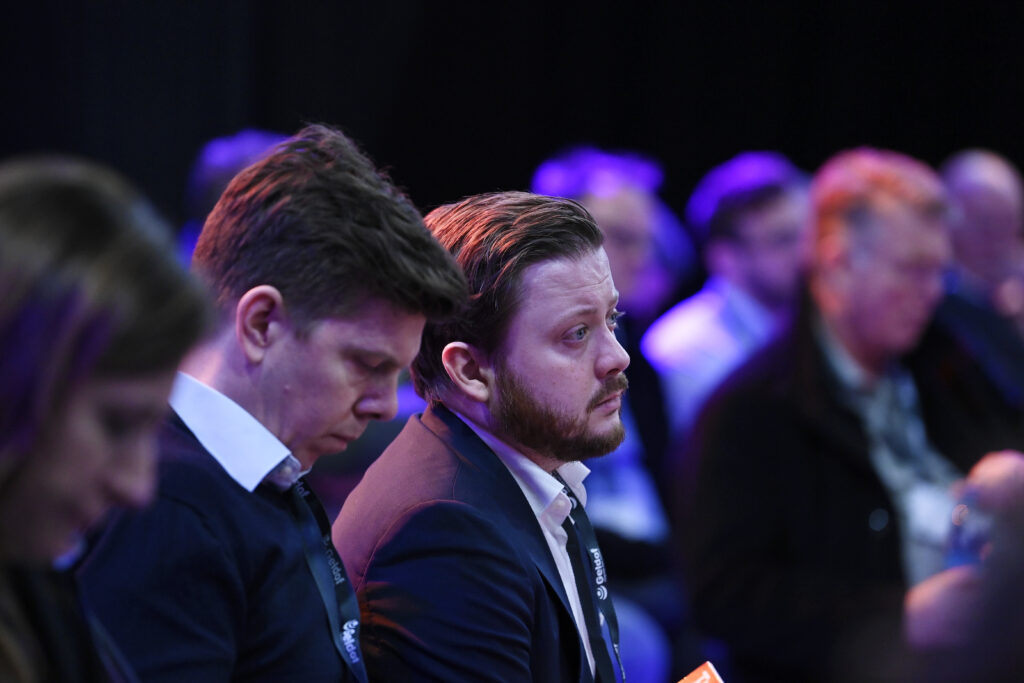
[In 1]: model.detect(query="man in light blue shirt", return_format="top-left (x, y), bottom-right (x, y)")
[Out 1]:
top-left (643, 152), bottom-right (810, 444)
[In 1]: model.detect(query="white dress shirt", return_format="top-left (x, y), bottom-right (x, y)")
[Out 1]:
top-left (642, 275), bottom-right (781, 437)
top-left (169, 372), bottom-right (303, 491)
top-left (455, 411), bottom-right (598, 677)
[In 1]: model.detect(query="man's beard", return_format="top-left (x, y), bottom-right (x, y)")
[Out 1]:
top-left (493, 368), bottom-right (628, 463)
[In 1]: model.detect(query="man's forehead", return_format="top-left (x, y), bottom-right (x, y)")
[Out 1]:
top-left (329, 295), bottom-right (417, 323)
top-left (508, 250), bottom-right (619, 325)
top-left (873, 201), bottom-right (947, 232)
top-left (741, 191), bottom-right (808, 231)
top-left (519, 249), bottom-right (612, 289)
top-left (314, 299), bottom-right (425, 352)
top-left (860, 207), bottom-right (951, 256)
top-left (584, 187), bottom-right (655, 230)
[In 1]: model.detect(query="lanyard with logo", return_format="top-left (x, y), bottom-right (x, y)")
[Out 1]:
top-left (289, 478), bottom-right (368, 683)
top-left (554, 473), bottom-right (625, 683)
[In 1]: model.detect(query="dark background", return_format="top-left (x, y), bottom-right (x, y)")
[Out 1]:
top-left (3, 1), bottom-right (1023, 230)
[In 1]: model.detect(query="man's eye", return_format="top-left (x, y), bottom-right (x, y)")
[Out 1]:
top-left (608, 310), bottom-right (624, 329)
top-left (568, 326), bottom-right (589, 342)
top-left (349, 356), bottom-right (378, 373)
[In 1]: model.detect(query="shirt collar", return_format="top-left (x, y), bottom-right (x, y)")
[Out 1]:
top-left (814, 314), bottom-right (874, 394)
top-left (169, 372), bottom-right (298, 491)
top-left (453, 410), bottom-right (590, 524)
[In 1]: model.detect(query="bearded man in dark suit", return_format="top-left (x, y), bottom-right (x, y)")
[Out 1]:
top-left (334, 191), bottom-right (631, 682)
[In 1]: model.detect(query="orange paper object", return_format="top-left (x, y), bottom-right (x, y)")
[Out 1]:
top-left (678, 660), bottom-right (724, 683)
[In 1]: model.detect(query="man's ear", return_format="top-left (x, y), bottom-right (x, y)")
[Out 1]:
top-left (441, 342), bottom-right (494, 403)
top-left (815, 232), bottom-right (850, 288)
top-left (234, 285), bottom-right (289, 365)
top-left (810, 232), bottom-right (849, 316)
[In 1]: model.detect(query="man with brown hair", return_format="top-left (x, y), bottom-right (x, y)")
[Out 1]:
top-left (334, 191), bottom-right (630, 682)
top-left (79, 124), bottom-right (466, 682)
top-left (683, 148), bottom-right (1024, 682)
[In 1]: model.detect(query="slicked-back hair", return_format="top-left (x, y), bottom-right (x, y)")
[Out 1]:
top-left (412, 191), bottom-right (604, 403)
top-left (193, 124), bottom-right (466, 331)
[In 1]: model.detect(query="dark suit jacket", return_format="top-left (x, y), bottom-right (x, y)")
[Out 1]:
top-left (934, 291), bottom-right (1024, 409)
top-left (78, 413), bottom-right (356, 682)
top-left (332, 405), bottom-right (593, 682)
top-left (681, 297), bottom-right (1024, 683)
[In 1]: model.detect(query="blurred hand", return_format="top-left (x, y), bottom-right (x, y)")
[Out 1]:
top-left (966, 450), bottom-right (1024, 515)
top-left (904, 565), bottom-right (984, 649)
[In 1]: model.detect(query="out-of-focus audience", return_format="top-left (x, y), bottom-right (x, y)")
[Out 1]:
top-left (941, 149), bottom-right (1024, 307)
top-left (680, 148), bottom-right (1024, 683)
top-left (532, 146), bottom-right (698, 327)
top-left (8, 131), bottom-right (1024, 683)
top-left (642, 152), bottom-right (810, 446)
top-left (905, 449), bottom-right (1024, 681)
top-left (935, 149), bottom-right (1024, 408)
top-left (0, 157), bottom-right (209, 682)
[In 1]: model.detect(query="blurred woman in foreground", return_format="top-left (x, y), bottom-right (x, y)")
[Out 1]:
top-left (0, 157), bottom-right (209, 681)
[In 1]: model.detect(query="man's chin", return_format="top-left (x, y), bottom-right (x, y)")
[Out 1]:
top-left (571, 422), bottom-right (626, 461)
top-left (593, 412), bottom-right (626, 438)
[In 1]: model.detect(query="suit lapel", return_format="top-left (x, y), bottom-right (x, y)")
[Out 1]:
top-left (420, 405), bottom-right (589, 676)
top-left (789, 303), bottom-right (876, 474)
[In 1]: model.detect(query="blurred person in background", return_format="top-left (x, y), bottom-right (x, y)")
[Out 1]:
top-left (905, 450), bottom-right (1024, 679)
top-left (642, 151), bottom-right (809, 446)
top-left (532, 146), bottom-right (697, 328)
top-left (683, 148), bottom-right (1024, 683)
top-left (904, 450), bottom-right (1024, 682)
top-left (936, 149), bottom-right (1024, 408)
top-left (0, 157), bottom-right (209, 682)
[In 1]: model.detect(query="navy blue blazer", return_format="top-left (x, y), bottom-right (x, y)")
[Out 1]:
top-left (78, 413), bottom-right (356, 682)
top-left (333, 405), bottom-right (593, 682)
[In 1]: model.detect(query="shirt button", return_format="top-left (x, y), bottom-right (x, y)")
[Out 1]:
top-left (868, 508), bottom-right (889, 532)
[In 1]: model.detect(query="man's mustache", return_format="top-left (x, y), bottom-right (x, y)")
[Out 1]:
top-left (587, 374), bottom-right (629, 412)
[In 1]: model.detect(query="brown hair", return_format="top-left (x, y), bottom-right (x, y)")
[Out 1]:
top-left (193, 123), bottom-right (466, 331)
top-left (412, 191), bottom-right (603, 402)
top-left (0, 157), bottom-right (210, 461)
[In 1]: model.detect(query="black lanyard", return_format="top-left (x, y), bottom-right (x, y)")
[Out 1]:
top-left (288, 478), bottom-right (368, 683)
top-left (87, 612), bottom-right (140, 683)
top-left (554, 474), bottom-right (624, 683)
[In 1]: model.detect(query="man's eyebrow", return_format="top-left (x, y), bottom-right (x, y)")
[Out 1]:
top-left (346, 346), bottom-right (402, 367)
top-left (553, 299), bottom-right (620, 323)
